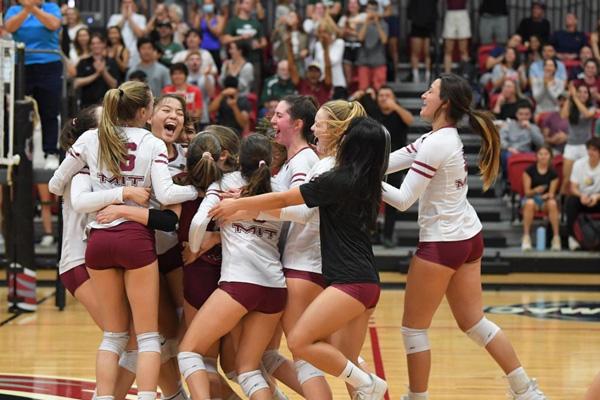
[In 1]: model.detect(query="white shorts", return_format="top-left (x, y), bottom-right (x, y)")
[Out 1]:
top-left (563, 144), bottom-right (587, 161)
top-left (442, 10), bottom-right (471, 40)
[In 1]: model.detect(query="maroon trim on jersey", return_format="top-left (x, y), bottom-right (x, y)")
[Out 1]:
top-left (413, 160), bottom-right (437, 172)
top-left (155, 160), bottom-right (168, 164)
top-left (406, 146), bottom-right (412, 154)
top-left (410, 167), bottom-right (433, 179)
top-left (168, 152), bottom-right (179, 162)
top-left (410, 143), bottom-right (417, 153)
top-left (157, 153), bottom-right (169, 160)
top-left (68, 149), bottom-right (80, 158)
top-left (76, 170), bottom-right (90, 175)
top-left (438, 124), bottom-right (457, 130)
top-left (284, 146), bottom-right (315, 166)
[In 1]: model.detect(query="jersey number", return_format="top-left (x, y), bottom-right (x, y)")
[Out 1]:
top-left (120, 142), bottom-right (137, 172)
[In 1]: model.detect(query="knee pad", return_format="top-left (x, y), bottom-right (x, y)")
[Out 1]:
top-left (294, 360), bottom-right (324, 385)
top-left (225, 370), bottom-right (238, 383)
top-left (205, 357), bottom-right (219, 375)
top-left (466, 317), bottom-right (500, 347)
top-left (178, 351), bottom-right (206, 379)
top-left (402, 327), bottom-right (430, 355)
top-left (261, 349), bottom-right (287, 375)
top-left (238, 370), bottom-right (269, 399)
top-left (137, 332), bottom-right (161, 354)
top-left (99, 331), bottom-right (129, 356)
top-left (118, 349), bottom-right (138, 374)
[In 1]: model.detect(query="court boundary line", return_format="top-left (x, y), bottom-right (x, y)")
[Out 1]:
top-left (0, 291), bottom-right (55, 327)
top-left (369, 325), bottom-right (390, 400)
top-left (380, 282), bottom-right (600, 292)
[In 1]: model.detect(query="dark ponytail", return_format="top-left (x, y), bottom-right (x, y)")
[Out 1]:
top-left (239, 134), bottom-right (273, 197)
top-left (59, 105), bottom-right (102, 151)
top-left (185, 133), bottom-right (223, 193)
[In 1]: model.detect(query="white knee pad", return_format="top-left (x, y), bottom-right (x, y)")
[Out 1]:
top-left (99, 331), bottom-right (129, 356)
top-left (294, 360), bottom-right (324, 385)
top-left (262, 349), bottom-right (287, 375)
top-left (137, 332), bottom-right (161, 354)
top-left (205, 357), bottom-right (219, 375)
top-left (225, 371), bottom-right (238, 383)
top-left (118, 349), bottom-right (138, 374)
top-left (466, 317), bottom-right (500, 347)
top-left (178, 351), bottom-right (206, 379)
top-left (238, 370), bottom-right (269, 398)
top-left (402, 327), bottom-right (430, 355)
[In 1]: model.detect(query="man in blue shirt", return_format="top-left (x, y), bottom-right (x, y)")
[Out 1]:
top-left (529, 43), bottom-right (567, 82)
top-left (552, 13), bottom-right (588, 61)
top-left (5, 0), bottom-right (63, 169)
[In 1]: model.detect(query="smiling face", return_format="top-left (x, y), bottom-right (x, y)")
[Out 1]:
top-left (588, 144), bottom-right (600, 164)
top-left (420, 79), bottom-right (444, 121)
top-left (151, 97), bottom-right (185, 145)
top-left (504, 48), bottom-right (516, 64)
top-left (270, 101), bottom-right (298, 148)
top-left (311, 108), bottom-right (331, 154)
top-left (90, 36), bottom-right (106, 56)
top-left (108, 27), bottom-right (122, 44)
top-left (577, 85), bottom-right (590, 104)
top-left (583, 61), bottom-right (598, 79)
top-left (186, 32), bottom-right (201, 49)
top-left (543, 58), bottom-right (557, 75)
top-left (76, 29), bottom-right (91, 48)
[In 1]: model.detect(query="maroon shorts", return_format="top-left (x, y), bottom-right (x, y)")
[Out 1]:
top-left (332, 283), bottom-right (381, 309)
top-left (183, 260), bottom-right (221, 310)
top-left (219, 282), bottom-right (287, 314)
top-left (415, 231), bottom-right (484, 270)
top-left (86, 222), bottom-right (157, 270)
top-left (61, 264), bottom-right (90, 296)
top-left (158, 243), bottom-right (183, 275)
top-left (283, 268), bottom-right (327, 289)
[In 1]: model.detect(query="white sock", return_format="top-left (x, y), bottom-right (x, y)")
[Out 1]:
top-left (96, 396), bottom-right (114, 400)
top-left (507, 366), bottom-right (530, 394)
top-left (138, 391), bottom-right (156, 400)
top-left (408, 390), bottom-right (429, 400)
top-left (338, 360), bottom-right (372, 389)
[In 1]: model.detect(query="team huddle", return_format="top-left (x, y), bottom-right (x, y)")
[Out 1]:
top-left (49, 74), bottom-right (547, 400)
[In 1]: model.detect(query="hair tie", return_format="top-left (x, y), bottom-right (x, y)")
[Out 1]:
top-left (258, 160), bottom-right (266, 167)
top-left (119, 89), bottom-right (124, 97)
top-left (71, 118), bottom-right (77, 126)
top-left (202, 152), bottom-right (212, 159)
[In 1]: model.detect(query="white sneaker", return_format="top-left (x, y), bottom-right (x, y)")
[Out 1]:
top-left (521, 235), bottom-right (532, 251)
top-left (551, 236), bottom-right (561, 252)
top-left (568, 235), bottom-right (580, 251)
top-left (400, 390), bottom-right (429, 400)
top-left (507, 378), bottom-right (548, 400)
top-left (40, 234), bottom-right (55, 247)
top-left (44, 154), bottom-right (60, 170)
top-left (352, 373), bottom-right (387, 400)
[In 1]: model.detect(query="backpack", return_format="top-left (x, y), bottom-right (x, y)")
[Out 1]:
top-left (573, 214), bottom-right (600, 250)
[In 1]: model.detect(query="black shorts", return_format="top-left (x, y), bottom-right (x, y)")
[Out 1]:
top-left (385, 16), bottom-right (400, 38)
top-left (411, 24), bottom-right (433, 38)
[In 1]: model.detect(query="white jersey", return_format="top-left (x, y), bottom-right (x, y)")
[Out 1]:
top-left (49, 127), bottom-right (198, 231)
top-left (274, 146), bottom-right (320, 271)
top-left (384, 127), bottom-right (482, 242)
top-left (189, 172), bottom-right (285, 288)
top-left (60, 168), bottom-right (126, 274)
top-left (279, 156), bottom-right (335, 273)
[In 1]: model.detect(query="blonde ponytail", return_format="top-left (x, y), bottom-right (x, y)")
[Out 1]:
top-left (321, 100), bottom-right (367, 156)
top-left (467, 109), bottom-right (500, 192)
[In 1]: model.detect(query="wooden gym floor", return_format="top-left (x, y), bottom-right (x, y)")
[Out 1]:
top-left (1, 271), bottom-right (600, 399)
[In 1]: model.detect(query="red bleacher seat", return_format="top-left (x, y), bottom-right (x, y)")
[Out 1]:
top-left (563, 60), bottom-right (581, 78)
top-left (477, 44), bottom-right (496, 75)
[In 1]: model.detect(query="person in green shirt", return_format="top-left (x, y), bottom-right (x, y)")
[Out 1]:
top-left (156, 20), bottom-right (182, 67)
top-left (260, 60), bottom-right (298, 113)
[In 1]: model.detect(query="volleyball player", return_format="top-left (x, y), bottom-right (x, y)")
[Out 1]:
top-left (383, 73), bottom-right (547, 400)
top-left (209, 117), bottom-right (390, 400)
top-left (178, 133), bottom-right (286, 400)
top-left (49, 81), bottom-right (198, 400)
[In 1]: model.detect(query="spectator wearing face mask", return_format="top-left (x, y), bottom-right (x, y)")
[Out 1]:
top-left (192, 0), bottom-right (225, 71)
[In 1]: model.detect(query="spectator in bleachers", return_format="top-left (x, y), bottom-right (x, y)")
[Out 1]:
top-left (500, 102), bottom-right (545, 170)
top-left (478, 0), bottom-right (509, 45)
top-left (172, 29), bottom-right (218, 77)
top-left (303, 1), bottom-right (326, 38)
top-left (287, 33), bottom-right (333, 106)
top-left (156, 20), bottom-right (183, 67)
top-left (75, 33), bottom-right (119, 109)
top-left (480, 34), bottom-right (522, 90)
top-left (573, 59), bottom-right (600, 106)
top-left (5, 0), bottom-right (63, 169)
top-left (591, 17), bottom-right (600, 64)
top-left (167, 4), bottom-right (190, 45)
top-left (145, 2), bottom-right (169, 42)
top-left (568, 45), bottom-right (594, 81)
top-left (126, 36), bottom-right (171, 96)
top-left (260, 61), bottom-right (298, 114)
top-left (162, 63), bottom-right (204, 121)
top-left (337, 0), bottom-right (367, 88)
top-left (491, 47), bottom-right (527, 93)
top-left (442, 0), bottom-right (470, 74)
top-left (222, 0), bottom-right (267, 92)
top-left (525, 34), bottom-right (542, 72)
top-left (107, 26), bottom-right (130, 80)
top-left (407, 0), bottom-right (436, 83)
top-left (275, 0), bottom-right (296, 22)
top-left (272, 11), bottom-right (309, 77)
top-left (209, 76), bottom-right (251, 137)
top-left (560, 83), bottom-right (597, 194)
top-left (529, 43), bottom-right (567, 82)
top-left (356, 1), bottom-right (388, 90)
top-left (185, 51), bottom-right (215, 126)
top-left (60, 5), bottom-right (87, 60)
top-left (516, 1), bottom-right (550, 44)
top-left (314, 16), bottom-right (346, 98)
top-left (552, 13), bottom-right (588, 62)
top-left (359, 0), bottom-right (397, 80)
top-left (192, 0), bottom-right (226, 70)
top-left (107, 0), bottom-right (147, 68)
top-left (233, 0), bottom-right (265, 21)
top-left (218, 42), bottom-right (254, 97)
top-left (520, 144), bottom-right (561, 251)
top-left (492, 79), bottom-right (528, 122)
top-left (541, 93), bottom-right (569, 154)
top-left (307, 0), bottom-right (343, 21)
top-left (565, 137), bottom-right (600, 250)
top-left (128, 69), bottom-right (148, 82)
top-left (532, 58), bottom-right (565, 117)
top-left (69, 27), bottom-right (91, 67)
